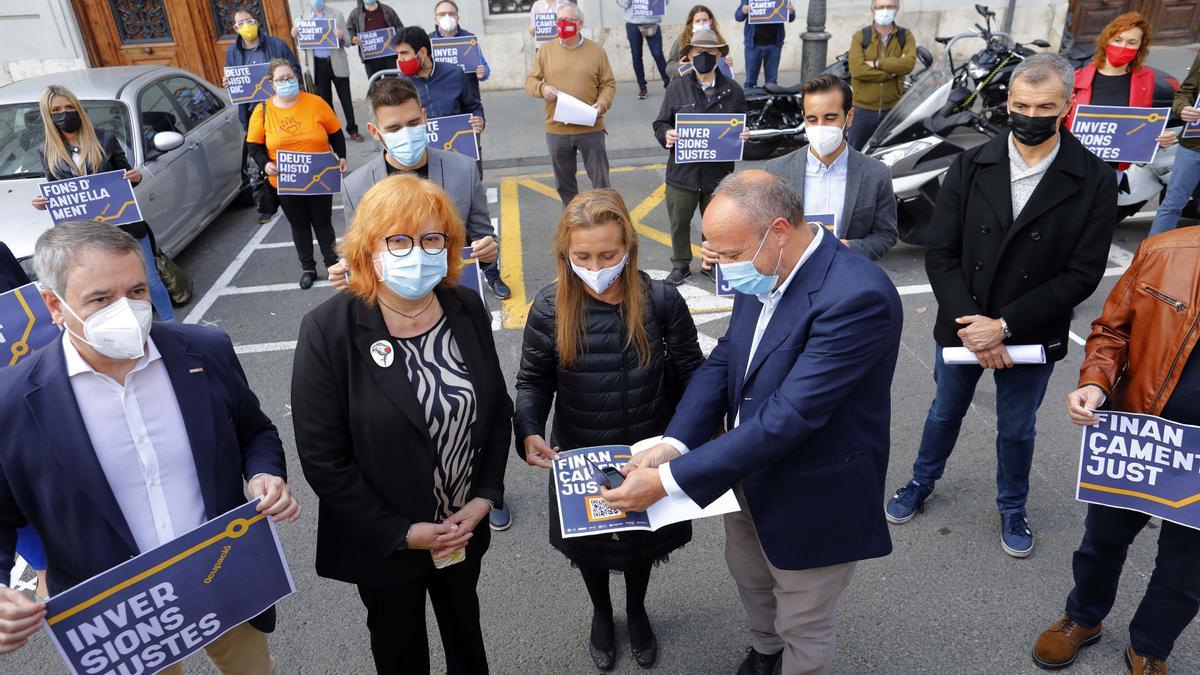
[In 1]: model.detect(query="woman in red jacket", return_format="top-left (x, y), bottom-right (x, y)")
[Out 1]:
top-left (1065, 12), bottom-right (1176, 162)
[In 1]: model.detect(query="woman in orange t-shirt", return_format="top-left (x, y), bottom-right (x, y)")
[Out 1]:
top-left (248, 58), bottom-right (348, 289)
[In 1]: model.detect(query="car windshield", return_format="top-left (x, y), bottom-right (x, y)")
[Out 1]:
top-left (0, 100), bottom-right (132, 180)
top-left (868, 62), bottom-right (955, 148)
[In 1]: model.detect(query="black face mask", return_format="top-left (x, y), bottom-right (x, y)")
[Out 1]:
top-left (52, 110), bottom-right (82, 133)
top-left (691, 52), bottom-right (718, 75)
top-left (1008, 111), bottom-right (1058, 146)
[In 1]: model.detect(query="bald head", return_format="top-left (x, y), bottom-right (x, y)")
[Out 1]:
top-left (711, 170), bottom-right (805, 237)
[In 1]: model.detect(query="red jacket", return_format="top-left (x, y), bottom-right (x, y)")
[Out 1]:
top-left (1066, 64), bottom-right (1155, 170)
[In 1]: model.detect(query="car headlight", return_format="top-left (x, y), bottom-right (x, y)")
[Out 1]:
top-left (967, 61), bottom-right (990, 82)
top-left (874, 139), bottom-right (938, 167)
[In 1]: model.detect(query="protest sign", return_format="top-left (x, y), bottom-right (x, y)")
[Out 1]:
top-left (44, 500), bottom-right (295, 675)
top-left (459, 247), bottom-right (486, 302)
top-left (276, 151), bottom-right (341, 195)
top-left (553, 440), bottom-right (739, 538)
top-left (674, 113), bottom-right (746, 163)
top-left (534, 12), bottom-right (557, 43)
top-left (296, 18), bottom-right (338, 49)
top-left (427, 114), bottom-right (479, 160)
top-left (431, 35), bottom-right (484, 74)
top-left (0, 283), bottom-right (58, 368)
top-left (223, 63), bottom-right (273, 105)
top-left (39, 170), bottom-right (142, 227)
top-left (748, 0), bottom-right (788, 24)
top-left (714, 265), bottom-right (734, 296)
top-left (1184, 94), bottom-right (1200, 140)
top-left (807, 213), bottom-right (835, 235)
top-left (677, 58), bottom-right (734, 80)
top-left (359, 27), bottom-right (397, 61)
top-left (1070, 105), bottom-right (1171, 164)
top-left (1077, 410), bottom-right (1200, 531)
top-left (630, 0), bottom-right (667, 18)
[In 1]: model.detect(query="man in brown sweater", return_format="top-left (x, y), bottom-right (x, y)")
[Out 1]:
top-left (524, 2), bottom-right (616, 206)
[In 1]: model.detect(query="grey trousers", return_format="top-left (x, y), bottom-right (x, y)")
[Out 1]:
top-left (546, 130), bottom-right (611, 207)
top-left (725, 487), bottom-right (857, 675)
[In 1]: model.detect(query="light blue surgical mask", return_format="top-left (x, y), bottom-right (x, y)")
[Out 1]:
top-left (381, 125), bottom-right (429, 167)
top-left (274, 79), bottom-right (300, 99)
top-left (377, 249), bottom-right (447, 299)
top-left (718, 227), bottom-right (782, 297)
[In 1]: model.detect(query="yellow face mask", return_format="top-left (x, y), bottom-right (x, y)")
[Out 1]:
top-left (236, 23), bottom-right (259, 41)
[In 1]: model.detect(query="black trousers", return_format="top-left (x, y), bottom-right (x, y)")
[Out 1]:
top-left (356, 550), bottom-right (488, 674)
top-left (313, 57), bottom-right (358, 134)
top-left (363, 57), bottom-right (393, 80)
top-left (277, 193), bottom-right (337, 270)
top-left (1065, 503), bottom-right (1200, 659)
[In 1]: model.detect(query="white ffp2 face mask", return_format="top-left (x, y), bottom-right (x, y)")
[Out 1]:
top-left (806, 122), bottom-right (846, 158)
top-left (874, 8), bottom-right (896, 26)
top-left (437, 15), bottom-right (458, 32)
top-left (58, 295), bottom-right (153, 360)
top-left (569, 254), bottom-right (627, 295)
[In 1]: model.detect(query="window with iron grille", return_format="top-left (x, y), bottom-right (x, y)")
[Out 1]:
top-left (488, 0), bottom-right (536, 16)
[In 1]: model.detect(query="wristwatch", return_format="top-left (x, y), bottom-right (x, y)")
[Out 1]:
top-left (398, 525), bottom-right (411, 551)
top-left (999, 317), bottom-right (1012, 340)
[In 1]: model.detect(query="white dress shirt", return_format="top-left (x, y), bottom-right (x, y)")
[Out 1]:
top-left (804, 146), bottom-right (848, 236)
top-left (64, 335), bottom-right (206, 553)
top-left (658, 227), bottom-right (825, 497)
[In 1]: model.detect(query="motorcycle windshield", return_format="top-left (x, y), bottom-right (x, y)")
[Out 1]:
top-left (866, 62), bottom-right (955, 149)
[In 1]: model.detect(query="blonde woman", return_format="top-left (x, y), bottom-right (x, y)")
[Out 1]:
top-left (30, 84), bottom-right (174, 320)
top-left (515, 189), bottom-right (703, 670)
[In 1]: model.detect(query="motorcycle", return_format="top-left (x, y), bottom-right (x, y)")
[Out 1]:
top-left (741, 44), bottom-right (933, 161)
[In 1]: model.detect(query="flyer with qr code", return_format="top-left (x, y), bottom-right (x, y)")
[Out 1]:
top-left (553, 438), bottom-right (740, 539)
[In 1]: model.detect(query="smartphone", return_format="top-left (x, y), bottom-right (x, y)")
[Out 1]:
top-left (586, 457), bottom-right (625, 489)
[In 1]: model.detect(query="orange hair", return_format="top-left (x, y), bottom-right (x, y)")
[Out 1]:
top-left (1093, 12), bottom-right (1152, 73)
top-left (340, 173), bottom-right (465, 305)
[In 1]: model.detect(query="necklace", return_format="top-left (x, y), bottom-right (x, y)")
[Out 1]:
top-left (380, 295), bottom-right (436, 327)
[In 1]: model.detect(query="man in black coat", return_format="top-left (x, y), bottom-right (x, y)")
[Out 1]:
top-left (884, 54), bottom-right (1118, 558)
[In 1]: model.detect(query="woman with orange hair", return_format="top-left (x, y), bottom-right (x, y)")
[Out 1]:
top-left (1064, 12), bottom-right (1176, 162)
top-left (290, 173), bottom-right (512, 674)
top-left (515, 189), bottom-right (703, 670)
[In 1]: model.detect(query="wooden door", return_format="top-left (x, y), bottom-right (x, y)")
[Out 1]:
top-left (72, 0), bottom-right (296, 87)
top-left (1067, 0), bottom-right (1139, 47)
top-left (1068, 0), bottom-right (1200, 47)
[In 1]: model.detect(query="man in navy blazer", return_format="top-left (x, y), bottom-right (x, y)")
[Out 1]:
top-left (604, 170), bottom-right (902, 675)
top-left (0, 222), bottom-right (298, 669)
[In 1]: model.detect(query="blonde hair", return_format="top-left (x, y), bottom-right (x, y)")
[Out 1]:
top-left (554, 189), bottom-right (650, 370)
top-left (39, 85), bottom-right (104, 177)
top-left (340, 173), bottom-right (465, 305)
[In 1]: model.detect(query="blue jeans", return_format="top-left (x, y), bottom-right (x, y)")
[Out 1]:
top-left (137, 234), bottom-right (174, 321)
top-left (743, 44), bottom-right (782, 88)
top-left (848, 106), bottom-right (888, 150)
top-left (1148, 145), bottom-right (1200, 236)
top-left (910, 347), bottom-right (1055, 513)
top-left (626, 23), bottom-right (668, 91)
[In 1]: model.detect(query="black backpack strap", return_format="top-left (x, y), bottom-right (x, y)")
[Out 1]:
top-left (863, 25), bottom-right (906, 50)
top-left (861, 26), bottom-right (872, 51)
top-left (651, 279), bottom-right (669, 348)
top-left (897, 26), bottom-right (907, 49)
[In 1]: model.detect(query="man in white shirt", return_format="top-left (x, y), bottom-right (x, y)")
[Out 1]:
top-left (603, 170), bottom-right (903, 674)
top-left (0, 221), bottom-right (298, 671)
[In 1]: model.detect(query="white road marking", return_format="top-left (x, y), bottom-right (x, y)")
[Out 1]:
top-left (235, 341), bottom-right (299, 354)
top-left (491, 216), bottom-right (499, 237)
top-left (223, 280), bottom-right (333, 295)
top-left (487, 187), bottom-right (497, 204)
top-left (1108, 243), bottom-right (1135, 268)
top-left (1069, 331), bottom-right (1087, 346)
top-left (184, 213), bottom-right (281, 324)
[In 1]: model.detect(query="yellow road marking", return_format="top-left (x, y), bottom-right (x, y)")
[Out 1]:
top-left (500, 178), bottom-right (533, 329)
top-left (508, 163), bottom-right (666, 181)
top-left (1080, 483), bottom-right (1200, 509)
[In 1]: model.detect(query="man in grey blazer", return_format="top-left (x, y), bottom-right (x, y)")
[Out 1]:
top-left (332, 77), bottom-right (509, 300)
top-left (764, 74), bottom-right (898, 261)
top-left (292, 2), bottom-right (363, 141)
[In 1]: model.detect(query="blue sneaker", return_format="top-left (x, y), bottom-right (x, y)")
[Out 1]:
top-left (489, 502), bottom-right (512, 531)
top-left (1001, 511), bottom-right (1034, 558)
top-left (884, 480), bottom-right (935, 524)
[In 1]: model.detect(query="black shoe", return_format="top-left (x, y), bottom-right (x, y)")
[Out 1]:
top-left (589, 613), bottom-right (616, 671)
top-left (299, 271), bottom-right (317, 290)
top-left (665, 265), bottom-right (691, 286)
top-left (736, 647), bottom-right (782, 675)
top-left (257, 212), bottom-right (273, 224)
top-left (700, 265), bottom-right (716, 281)
top-left (638, 89), bottom-right (648, 100)
top-left (632, 631), bottom-right (658, 668)
top-left (488, 276), bottom-right (512, 300)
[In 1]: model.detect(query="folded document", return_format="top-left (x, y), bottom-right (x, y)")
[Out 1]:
top-left (943, 345), bottom-right (1046, 365)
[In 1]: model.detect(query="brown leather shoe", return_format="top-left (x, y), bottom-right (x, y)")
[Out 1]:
top-left (1032, 613), bottom-right (1102, 669)
top-left (1125, 645), bottom-right (1168, 674)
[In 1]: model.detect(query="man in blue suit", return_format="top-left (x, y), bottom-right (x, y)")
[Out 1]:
top-left (0, 222), bottom-right (299, 669)
top-left (604, 170), bottom-right (902, 675)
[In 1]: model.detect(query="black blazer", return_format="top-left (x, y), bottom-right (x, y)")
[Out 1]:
top-left (291, 286), bottom-right (513, 586)
top-left (925, 131), bottom-right (1117, 362)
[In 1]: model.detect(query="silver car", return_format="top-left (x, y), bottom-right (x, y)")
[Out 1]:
top-left (0, 66), bottom-right (244, 275)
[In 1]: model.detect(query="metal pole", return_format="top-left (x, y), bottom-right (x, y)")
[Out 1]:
top-left (800, 0), bottom-right (831, 82)
top-left (1002, 0), bottom-right (1017, 34)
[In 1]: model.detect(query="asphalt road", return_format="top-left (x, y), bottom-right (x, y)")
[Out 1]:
top-left (8, 150), bottom-right (1198, 674)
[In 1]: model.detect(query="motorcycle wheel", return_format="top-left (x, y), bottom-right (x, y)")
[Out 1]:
top-left (743, 140), bottom-right (780, 161)
top-left (1118, 201), bottom-right (1147, 222)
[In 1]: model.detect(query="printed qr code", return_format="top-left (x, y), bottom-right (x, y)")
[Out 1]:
top-left (586, 496), bottom-right (625, 522)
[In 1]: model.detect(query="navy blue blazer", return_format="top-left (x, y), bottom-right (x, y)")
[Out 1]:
top-left (665, 232), bottom-right (903, 571)
top-left (0, 322), bottom-right (286, 632)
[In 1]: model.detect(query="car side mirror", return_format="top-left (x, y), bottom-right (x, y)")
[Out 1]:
top-left (153, 131), bottom-right (184, 152)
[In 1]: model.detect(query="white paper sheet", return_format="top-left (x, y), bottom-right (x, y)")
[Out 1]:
top-left (630, 437), bottom-right (741, 529)
top-left (942, 345), bottom-right (1047, 365)
top-left (552, 91), bottom-right (599, 126)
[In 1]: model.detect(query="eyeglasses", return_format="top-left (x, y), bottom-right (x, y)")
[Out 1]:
top-left (234, 18), bottom-right (258, 28)
top-left (384, 233), bottom-right (448, 257)
top-left (273, 77), bottom-right (297, 84)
